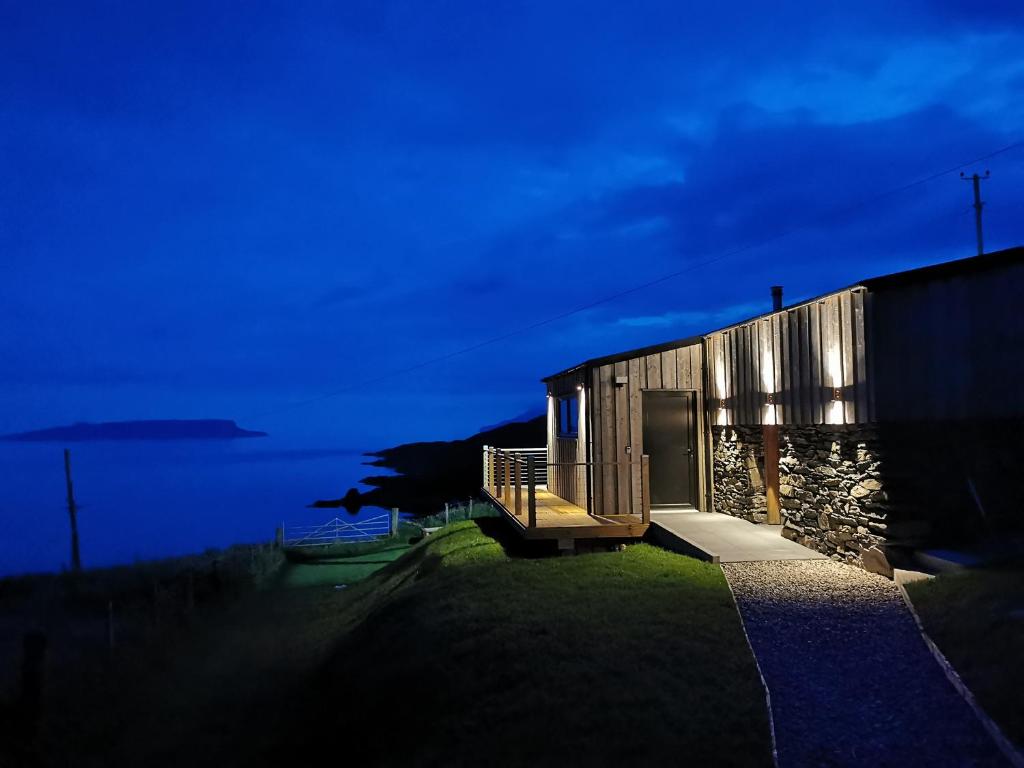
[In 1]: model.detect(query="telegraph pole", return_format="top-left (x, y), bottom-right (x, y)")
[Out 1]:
top-left (63, 449), bottom-right (82, 572)
top-left (960, 170), bottom-right (990, 256)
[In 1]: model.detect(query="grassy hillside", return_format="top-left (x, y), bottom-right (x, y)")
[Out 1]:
top-left (4, 521), bottom-right (773, 767)
top-left (285, 520), bottom-right (773, 766)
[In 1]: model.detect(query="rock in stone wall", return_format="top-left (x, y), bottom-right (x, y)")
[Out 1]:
top-left (712, 425), bottom-right (889, 568)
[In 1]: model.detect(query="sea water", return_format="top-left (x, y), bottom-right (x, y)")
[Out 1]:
top-left (0, 437), bottom-right (391, 576)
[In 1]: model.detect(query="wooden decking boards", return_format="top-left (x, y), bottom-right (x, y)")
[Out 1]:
top-left (484, 487), bottom-right (649, 541)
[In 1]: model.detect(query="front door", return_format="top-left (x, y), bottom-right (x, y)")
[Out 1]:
top-left (642, 391), bottom-right (697, 507)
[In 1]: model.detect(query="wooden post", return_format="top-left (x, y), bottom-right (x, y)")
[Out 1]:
top-left (763, 425), bottom-right (781, 525)
top-left (390, 507), bottom-right (400, 537)
top-left (468, 497), bottom-right (474, 517)
top-left (640, 454), bottom-right (651, 525)
top-left (503, 451), bottom-right (511, 508)
top-left (527, 456), bottom-right (537, 528)
top-left (63, 449), bottom-right (82, 572)
top-left (496, 451), bottom-right (504, 502)
top-left (513, 459), bottom-right (522, 515)
top-left (444, 503), bottom-right (449, 526)
top-left (482, 445), bottom-right (489, 493)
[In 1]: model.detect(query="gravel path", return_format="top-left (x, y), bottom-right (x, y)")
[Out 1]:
top-left (723, 560), bottom-right (1007, 768)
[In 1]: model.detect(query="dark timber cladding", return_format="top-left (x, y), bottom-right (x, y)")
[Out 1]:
top-left (589, 340), bottom-right (706, 516)
top-left (704, 287), bottom-right (871, 425)
top-left (864, 248), bottom-right (1024, 421)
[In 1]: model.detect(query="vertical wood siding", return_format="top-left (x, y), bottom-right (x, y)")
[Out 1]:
top-left (704, 287), bottom-right (871, 426)
top-left (587, 342), bottom-right (706, 515)
top-left (868, 262), bottom-right (1024, 421)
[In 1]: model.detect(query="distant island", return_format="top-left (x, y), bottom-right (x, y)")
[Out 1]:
top-left (310, 414), bottom-right (545, 514)
top-left (1, 419), bottom-right (268, 442)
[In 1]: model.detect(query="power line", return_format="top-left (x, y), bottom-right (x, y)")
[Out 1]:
top-left (253, 138), bottom-right (1024, 418)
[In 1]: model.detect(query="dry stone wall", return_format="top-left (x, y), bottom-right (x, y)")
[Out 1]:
top-left (712, 425), bottom-right (890, 571)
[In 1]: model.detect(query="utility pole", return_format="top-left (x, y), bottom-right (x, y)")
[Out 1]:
top-left (63, 449), bottom-right (82, 572)
top-left (960, 170), bottom-right (990, 256)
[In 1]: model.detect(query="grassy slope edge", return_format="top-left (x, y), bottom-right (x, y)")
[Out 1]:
top-left (12, 521), bottom-right (773, 767)
top-left (281, 520), bottom-right (773, 767)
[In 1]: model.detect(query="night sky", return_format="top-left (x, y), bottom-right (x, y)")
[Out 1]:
top-left (3, 2), bottom-right (1024, 447)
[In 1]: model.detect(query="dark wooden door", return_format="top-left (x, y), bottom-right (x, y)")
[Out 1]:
top-left (642, 391), bottom-right (697, 507)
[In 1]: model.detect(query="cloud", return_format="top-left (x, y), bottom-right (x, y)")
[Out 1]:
top-left (3, 2), bottom-right (1024, 440)
top-left (616, 302), bottom-right (767, 331)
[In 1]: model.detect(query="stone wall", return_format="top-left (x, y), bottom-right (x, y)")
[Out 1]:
top-left (712, 425), bottom-right (890, 570)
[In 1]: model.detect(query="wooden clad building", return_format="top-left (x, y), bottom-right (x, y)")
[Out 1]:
top-left (512, 245), bottom-right (1024, 564)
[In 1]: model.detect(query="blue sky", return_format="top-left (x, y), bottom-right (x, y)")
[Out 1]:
top-left (2, 1), bottom-right (1023, 446)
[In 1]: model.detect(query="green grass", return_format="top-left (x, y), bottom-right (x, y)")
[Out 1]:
top-left (906, 564), bottom-right (1024, 749)
top-left (278, 544), bottom-right (413, 588)
top-left (287, 520), bottom-right (773, 766)
top-left (4, 521), bottom-right (772, 767)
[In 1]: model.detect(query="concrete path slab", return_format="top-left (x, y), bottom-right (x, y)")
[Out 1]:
top-left (650, 511), bottom-right (828, 563)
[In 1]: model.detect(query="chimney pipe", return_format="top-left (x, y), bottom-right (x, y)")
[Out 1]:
top-left (771, 285), bottom-right (783, 312)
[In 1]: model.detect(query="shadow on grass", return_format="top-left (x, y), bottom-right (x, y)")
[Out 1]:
top-left (298, 558), bottom-right (404, 567)
top-left (473, 517), bottom-right (557, 559)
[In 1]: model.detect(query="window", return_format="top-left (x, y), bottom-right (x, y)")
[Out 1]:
top-left (557, 395), bottom-right (579, 437)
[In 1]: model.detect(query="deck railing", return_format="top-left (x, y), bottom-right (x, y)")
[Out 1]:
top-left (482, 446), bottom-right (547, 489)
top-left (482, 446), bottom-right (650, 529)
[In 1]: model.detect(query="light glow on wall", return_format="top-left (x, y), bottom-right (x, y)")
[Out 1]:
top-left (826, 339), bottom-right (844, 425)
top-left (714, 337), bottom-right (729, 426)
top-left (761, 321), bottom-right (778, 426)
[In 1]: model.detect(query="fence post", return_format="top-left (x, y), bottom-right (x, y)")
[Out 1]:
top-left (482, 445), bottom-right (489, 493)
top-left (445, 503), bottom-right (449, 526)
top-left (468, 497), bottom-right (474, 517)
top-left (391, 507), bottom-right (399, 537)
top-left (527, 456), bottom-right (537, 528)
top-left (503, 451), bottom-right (512, 508)
top-left (514, 458), bottom-right (522, 516)
top-left (641, 454), bottom-right (651, 525)
top-left (491, 450), bottom-right (499, 505)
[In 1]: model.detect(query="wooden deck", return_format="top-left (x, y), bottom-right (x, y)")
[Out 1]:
top-left (484, 487), bottom-right (649, 541)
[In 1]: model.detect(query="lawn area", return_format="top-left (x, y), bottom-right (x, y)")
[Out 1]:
top-left (277, 543), bottom-right (412, 588)
top-left (4, 521), bottom-right (772, 767)
top-left (284, 520), bottom-right (773, 767)
top-left (906, 563), bottom-right (1024, 750)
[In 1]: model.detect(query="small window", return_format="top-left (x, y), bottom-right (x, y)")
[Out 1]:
top-left (557, 395), bottom-right (579, 437)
